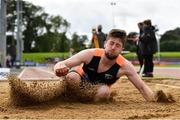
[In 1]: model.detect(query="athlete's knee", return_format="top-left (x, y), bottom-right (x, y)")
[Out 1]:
top-left (65, 72), bottom-right (81, 84)
top-left (94, 85), bottom-right (111, 101)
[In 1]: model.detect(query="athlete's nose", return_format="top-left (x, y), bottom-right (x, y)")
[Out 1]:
top-left (111, 44), bottom-right (116, 50)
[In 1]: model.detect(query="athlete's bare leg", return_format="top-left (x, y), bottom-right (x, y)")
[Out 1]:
top-left (66, 73), bottom-right (111, 102)
top-left (65, 72), bottom-right (81, 87)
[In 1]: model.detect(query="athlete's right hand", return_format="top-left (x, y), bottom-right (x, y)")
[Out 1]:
top-left (54, 63), bottom-right (69, 77)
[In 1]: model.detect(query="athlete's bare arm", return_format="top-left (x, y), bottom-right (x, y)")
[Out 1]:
top-left (118, 60), bottom-right (154, 102)
top-left (54, 49), bottom-right (94, 77)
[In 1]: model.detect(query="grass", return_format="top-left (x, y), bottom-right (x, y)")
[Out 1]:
top-left (157, 52), bottom-right (180, 57)
top-left (22, 52), bottom-right (69, 63)
top-left (123, 52), bottom-right (180, 58)
top-left (22, 51), bottom-right (180, 63)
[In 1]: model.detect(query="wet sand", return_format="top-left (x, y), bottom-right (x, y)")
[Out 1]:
top-left (0, 78), bottom-right (180, 119)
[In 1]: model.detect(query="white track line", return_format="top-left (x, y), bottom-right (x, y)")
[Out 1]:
top-left (17, 68), bottom-right (27, 79)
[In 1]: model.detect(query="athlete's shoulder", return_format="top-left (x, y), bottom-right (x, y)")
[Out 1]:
top-left (116, 54), bottom-right (127, 66)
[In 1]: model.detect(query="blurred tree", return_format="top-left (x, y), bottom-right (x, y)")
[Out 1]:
top-left (71, 33), bottom-right (87, 52)
top-left (6, 0), bottom-right (16, 32)
top-left (6, 0), bottom-right (70, 52)
top-left (124, 40), bottom-right (136, 52)
top-left (160, 27), bottom-right (180, 51)
top-left (57, 32), bottom-right (70, 52)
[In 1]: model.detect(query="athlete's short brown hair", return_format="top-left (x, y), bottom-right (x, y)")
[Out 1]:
top-left (107, 29), bottom-right (127, 46)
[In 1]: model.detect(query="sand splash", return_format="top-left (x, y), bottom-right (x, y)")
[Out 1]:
top-left (8, 75), bottom-right (66, 106)
top-left (8, 75), bottom-right (113, 106)
top-left (154, 90), bottom-right (176, 103)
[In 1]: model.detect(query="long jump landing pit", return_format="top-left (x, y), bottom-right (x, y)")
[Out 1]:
top-left (0, 67), bottom-right (180, 119)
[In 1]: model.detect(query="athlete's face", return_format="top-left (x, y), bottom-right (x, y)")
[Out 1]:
top-left (104, 37), bottom-right (123, 60)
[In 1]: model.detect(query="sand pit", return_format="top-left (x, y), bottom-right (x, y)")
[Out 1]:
top-left (0, 77), bottom-right (180, 119)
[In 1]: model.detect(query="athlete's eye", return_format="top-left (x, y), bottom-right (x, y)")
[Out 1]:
top-left (116, 44), bottom-right (121, 48)
top-left (109, 41), bottom-right (114, 45)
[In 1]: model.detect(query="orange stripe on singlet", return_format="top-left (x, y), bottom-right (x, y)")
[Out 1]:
top-left (116, 55), bottom-right (125, 66)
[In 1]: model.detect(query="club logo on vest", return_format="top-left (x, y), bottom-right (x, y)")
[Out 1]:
top-left (105, 74), bottom-right (113, 80)
top-left (88, 67), bottom-right (95, 71)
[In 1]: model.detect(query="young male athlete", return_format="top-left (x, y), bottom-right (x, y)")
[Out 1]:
top-left (54, 29), bottom-right (155, 102)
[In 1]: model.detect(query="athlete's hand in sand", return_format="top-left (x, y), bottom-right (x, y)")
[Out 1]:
top-left (54, 63), bottom-right (69, 77)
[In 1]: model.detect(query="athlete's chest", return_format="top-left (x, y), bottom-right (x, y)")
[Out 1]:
top-left (97, 60), bottom-right (115, 73)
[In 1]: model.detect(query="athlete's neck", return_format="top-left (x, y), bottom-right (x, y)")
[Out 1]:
top-left (101, 53), bottom-right (116, 66)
